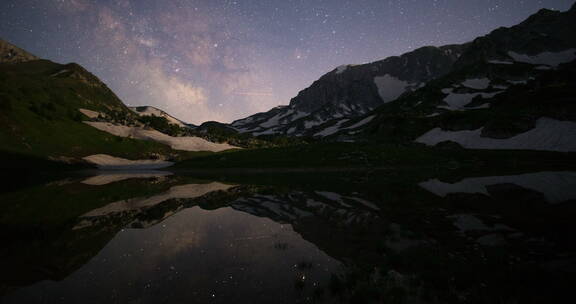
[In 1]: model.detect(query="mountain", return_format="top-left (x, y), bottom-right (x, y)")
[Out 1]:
top-left (231, 44), bottom-right (465, 137)
top-left (228, 4), bottom-right (576, 152)
top-left (338, 5), bottom-right (576, 152)
top-left (127, 108), bottom-right (305, 149)
top-left (0, 58), bottom-right (170, 161)
top-left (0, 39), bottom-right (38, 64)
top-left (0, 42), bottom-right (239, 169)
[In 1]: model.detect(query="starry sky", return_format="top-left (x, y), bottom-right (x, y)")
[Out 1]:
top-left (0, 0), bottom-right (574, 124)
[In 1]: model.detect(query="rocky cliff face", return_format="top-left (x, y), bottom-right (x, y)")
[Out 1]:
top-left (289, 44), bottom-right (465, 113)
top-left (0, 39), bottom-right (38, 64)
top-left (454, 7), bottom-right (576, 68)
top-left (230, 44), bottom-right (465, 137)
top-left (335, 4), bottom-right (576, 152)
top-left (229, 4), bottom-right (576, 147)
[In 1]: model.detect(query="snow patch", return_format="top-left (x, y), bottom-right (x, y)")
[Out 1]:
top-left (415, 117), bottom-right (576, 152)
top-left (342, 115), bottom-right (375, 130)
top-left (348, 196), bottom-right (380, 210)
top-left (315, 191), bottom-right (352, 208)
top-left (466, 104), bottom-right (491, 110)
top-left (250, 109), bottom-right (307, 132)
top-left (303, 118), bottom-right (324, 129)
top-left (80, 182), bottom-right (234, 217)
top-left (335, 65), bottom-right (349, 74)
top-left (420, 171), bottom-right (576, 204)
top-left (85, 122), bottom-right (238, 152)
top-left (78, 108), bottom-right (102, 119)
top-left (508, 79), bottom-right (528, 85)
top-left (535, 65), bottom-right (552, 70)
top-left (374, 74), bottom-right (410, 103)
top-left (259, 113), bottom-right (283, 128)
top-left (314, 119), bottom-right (349, 137)
top-left (83, 154), bottom-right (174, 170)
top-left (440, 92), bottom-right (498, 110)
top-left (50, 69), bottom-right (69, 77)
top-left (82, 171), bottom-right (172, 185)
top-left (340, 103), bottom-right (351, 112)
top-left (230, 116), bottom-right (255, 127)
top-left (488, 60), bottom-right (514, 65)
top-left (450, 214), bottom-right (492, 232)
top-left (289, 111), bottom-right (308, 121)
top-left (508, 49), bottom-right (576, 67)
top-left (461, 78), bottom-right (490, 90)
top-left (335, 64), bottom-right (358, 74)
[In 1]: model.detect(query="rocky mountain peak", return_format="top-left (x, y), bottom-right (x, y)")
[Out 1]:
top-left (454, 4), bottom-right (576, 67)
top-left (229, 3), bottom-right (576, 139)
top-left (0, 39), bottom-right (39, 64)
top-left (287, 44), bottom-right (464, 113)
top-left (229, 44), bottom-right (466, 136)
top-left (518, 8), bottom-right (561, 28)
top-left (54, 63), bottom-right (110, 89)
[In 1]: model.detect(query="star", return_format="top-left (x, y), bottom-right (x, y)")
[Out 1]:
top-left (1, 0), bottom-right (572, 124)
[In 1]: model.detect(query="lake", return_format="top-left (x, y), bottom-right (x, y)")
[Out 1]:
top-left (1, 169), bottom-right (575, 303)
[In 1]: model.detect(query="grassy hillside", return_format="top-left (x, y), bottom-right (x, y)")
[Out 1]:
top-left (0, 60), bottom-right (188, 162)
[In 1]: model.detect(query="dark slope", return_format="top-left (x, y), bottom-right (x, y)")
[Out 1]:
top-left (227, 5), bottom-right (576, 151)
top-left (0, 55), bottom-right (176, 164)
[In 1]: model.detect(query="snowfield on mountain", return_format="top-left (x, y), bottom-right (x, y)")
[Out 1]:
top-left (415, 118), bottom-right (576, 152)
top-left (85, 122), bottom-right (239, 152)
top-left (82, 154), bottom-right (174, 170)
top-left (419, 171), bottom-right (576, 204)
top-left (130, 106), bottom-right (191, 128)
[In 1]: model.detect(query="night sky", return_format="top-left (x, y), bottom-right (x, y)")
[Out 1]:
top-left (0, 0), bottom-right (573, 124)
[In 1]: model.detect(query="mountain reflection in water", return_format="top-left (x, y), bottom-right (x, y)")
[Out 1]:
top-left (1, 170), bottom-right (575, 303)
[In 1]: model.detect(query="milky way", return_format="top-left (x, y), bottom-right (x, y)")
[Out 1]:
top-left (0, 0), bottom-right (573, 124)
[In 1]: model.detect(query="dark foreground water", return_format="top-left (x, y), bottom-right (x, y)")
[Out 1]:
top-left (1, 169), bottom-right (575, 303)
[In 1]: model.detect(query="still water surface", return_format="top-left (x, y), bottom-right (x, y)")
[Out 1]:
top-left (7, 207), bottom-right (339, 303)
top-left (1, 170), bottom-right (575, 303)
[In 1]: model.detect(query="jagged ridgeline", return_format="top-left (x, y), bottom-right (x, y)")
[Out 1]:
top-left (230, 45), bottom-right (465, 136)
top-left (228, 5), bottom-right (576, 152)
top-left (345, 4), bottom-right (576, 151)
top-left (129, 106), bottom-right (306, 148)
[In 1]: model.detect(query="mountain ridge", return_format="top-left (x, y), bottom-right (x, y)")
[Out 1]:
top-left (0, 45), bottom-right (243, 167)
top-left (0, 39), bottom-right (38, 64)
top-left (224, 4), bottom-right (576, 152)
top-left (230, 44), bottom-right (466, 136)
